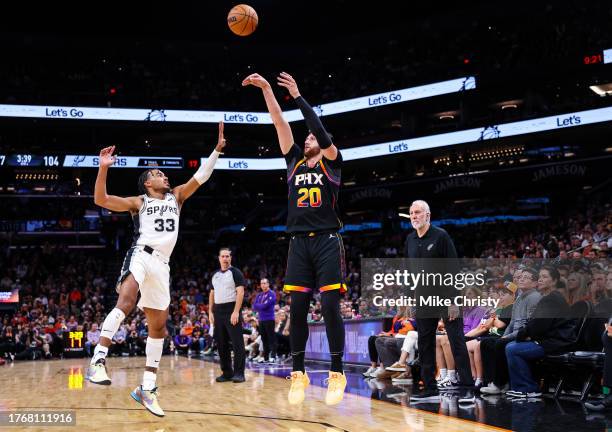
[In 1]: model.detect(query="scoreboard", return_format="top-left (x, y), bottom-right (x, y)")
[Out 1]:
top-left (0, 154), bottom-right (188, 169)
top-left (63, 331), bottom-right (85, 358)
top-left (0, 154), bottom-right (61, 167)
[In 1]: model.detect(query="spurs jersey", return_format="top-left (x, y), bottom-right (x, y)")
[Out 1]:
top-left (285, 144), bottom-right (342, 233)
top-left (132, 193), bottom-right (180, 257)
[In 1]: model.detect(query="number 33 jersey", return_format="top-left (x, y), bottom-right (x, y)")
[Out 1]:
top-left (132, 193), bottom-right (180, 257)
top-left (285, 144), bottom-right (342, 234)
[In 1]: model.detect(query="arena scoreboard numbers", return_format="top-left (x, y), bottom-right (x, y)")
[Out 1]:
top-left (0, 154), bottom-right (61, 167)
top-left (0, 154), bottom-right (184, 169)
top-left (63, 331), bottom-right (85, 358)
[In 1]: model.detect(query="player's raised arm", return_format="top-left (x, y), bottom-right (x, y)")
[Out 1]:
top-left (277, 72), bottom-right (339, 161)
top-left (173, 121), bottom-right (226, 206)
top-left (242, 73), bottom-right (294, 155)
top-left (94, 146), bottom-right (142, 213)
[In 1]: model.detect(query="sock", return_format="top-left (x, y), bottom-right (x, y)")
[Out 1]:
top-left (289, 291), bottom-right (311, 373)
top-left (475, 377), bottom-right (483, 386)
top-left (321, 290), bottom-right (345, 374)
top-left (100, 308), bottom-right (126, 340)
top-left (330, 352), bottom-right (343, 373)
top-left (292, 351), bottom-right (305, 373)
top-left (439, 368), bottom-right (447, 380)
top-left (145, 337), bottom-right (164, 369)
top-left (142, 370), bottom-right (157, 391)
top-left (91, 345), bottom-right (109, 365)
top-left (448, 369), bottom-right (457, 381)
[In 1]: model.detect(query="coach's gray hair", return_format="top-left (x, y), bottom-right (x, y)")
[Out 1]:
top-left (410, 200), bottom-right (431, 216)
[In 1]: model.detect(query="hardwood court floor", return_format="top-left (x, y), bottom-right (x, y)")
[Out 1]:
top-left (0, 356), bottom-right (508, 432)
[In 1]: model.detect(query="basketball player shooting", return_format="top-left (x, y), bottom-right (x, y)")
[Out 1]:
top-left (243, 72), bottom-right (347, 406)
top-left (86, 122), bottom-right (227, 417)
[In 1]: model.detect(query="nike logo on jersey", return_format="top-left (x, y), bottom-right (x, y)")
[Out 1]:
top-left (295, 173), bottom-right (323, 186)
top-left (147, 199), bottom-right (155, 204)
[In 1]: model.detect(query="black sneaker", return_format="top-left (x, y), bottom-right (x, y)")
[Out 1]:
top-left (216, 375), bottom-right (233, 383)
top-left (232, 374), bottom-right (246, 383)
top-left (585, 394), bottom-right (612, 411)
top-left (410, 389), bottom-right (440, 403)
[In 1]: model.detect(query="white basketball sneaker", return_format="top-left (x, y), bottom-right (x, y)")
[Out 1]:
top-left (86, 359), bottom-right (111, 385)
top-left (130, 385), bottom-right (165, 417)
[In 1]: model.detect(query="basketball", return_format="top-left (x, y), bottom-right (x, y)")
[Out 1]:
top-left (227, 4), bottom-right (258, 36)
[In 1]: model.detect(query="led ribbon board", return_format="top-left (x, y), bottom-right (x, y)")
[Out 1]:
top-left (1, 105), bottom-right (605, 170)
top-left (206, 106), bottom-right (612, 170)
top-left (0, 77), bottom-right (475, 124)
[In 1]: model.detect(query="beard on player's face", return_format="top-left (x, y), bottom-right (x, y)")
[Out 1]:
top-left (304, 143), bottom-right (320, 158)
top-left (304, 134), bottom-right (321, 158)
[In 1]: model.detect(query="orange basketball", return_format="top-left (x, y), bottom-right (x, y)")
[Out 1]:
top-left (227, 4), bottom-right (258, 36)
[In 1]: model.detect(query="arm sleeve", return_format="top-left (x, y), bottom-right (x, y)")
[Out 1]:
top-left (193, 149), bottom-right (221, 184)
top-left (230, 268), bottom-right (246, 288)
top-left (294, 96), bottom-right (333, 149)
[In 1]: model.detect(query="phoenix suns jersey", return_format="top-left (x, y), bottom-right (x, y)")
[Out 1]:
top-left (284, 144), bottom-right (342, 234)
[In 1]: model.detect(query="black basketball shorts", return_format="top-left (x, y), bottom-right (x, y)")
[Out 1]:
top-left (283, 231), bottom-right (347, 294)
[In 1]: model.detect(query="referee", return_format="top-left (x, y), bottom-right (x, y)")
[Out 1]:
top-left (209, 247), bottom-right (246, 383)
top-left (405, 200), bottom-right (474, 403)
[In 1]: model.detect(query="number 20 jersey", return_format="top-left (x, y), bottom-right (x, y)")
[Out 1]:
top-left (132, 193), bottom-right (180, 257)
top-left (285, 144), bottom-right (342, 234)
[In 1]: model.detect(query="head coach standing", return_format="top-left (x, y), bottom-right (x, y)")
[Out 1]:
top-left (209, 247), bottom-right (246, 383)
top-left (405, 200), bottom-right (474, 403)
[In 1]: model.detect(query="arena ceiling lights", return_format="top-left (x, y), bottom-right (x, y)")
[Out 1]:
top-left (0, 77), bottom-right (476, 123)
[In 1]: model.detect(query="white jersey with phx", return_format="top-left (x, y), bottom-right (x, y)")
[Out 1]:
top-left (133, 193), bottom-right (180, 258)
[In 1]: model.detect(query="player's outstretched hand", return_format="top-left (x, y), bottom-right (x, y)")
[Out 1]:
top-left (242, 73), bottom-right (271, 90)
top-left (277, 72), bottom-right (301, 99)
top-left (215, 121), bottom-right (226, 153)
top-left (98, 146), bottom-right (116, 168)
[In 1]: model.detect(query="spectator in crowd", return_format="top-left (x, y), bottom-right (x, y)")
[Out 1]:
top-left (275, 310), bottom-right (291, 358)
top-left (585, 322), bottom-right (612, 411)
top-left (363, 309), bottom-right (413, 378)
top-left (480, 267), bottom-right (542, 395)
top-left (85, 323), bottom-right (101, 357)
top-left (505, 266), bottom-right (575, 398)
top-left (372, 308), bottom-right (417, 380)
top-left (467, 281), bottom-right (516, 389)
top-left (0, 325), bottom-right (17, 361)
top-left (174, 328), bottom-right (192, 356)
top-left (565, 272), bottom-right (588, 305)
top-left (111, 324), bottom-right (128, 356)
top-left (190, 327), bottom-right (206, 357)
top-left (252, 278), bottom-right (278, 362)
top-left (436, 287), bottom-right (488, 389)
